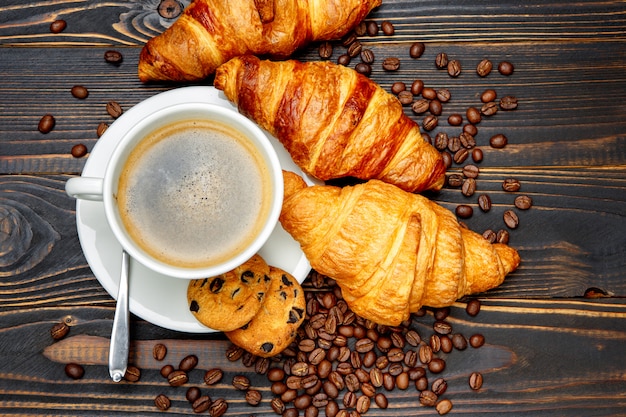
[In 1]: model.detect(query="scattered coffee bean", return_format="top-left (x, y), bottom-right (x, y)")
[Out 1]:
top-left (124, 365), bottom-right (141, 382)
top-left (347, 41), bottom-right (362, 58)
top-left (410, 79), bottom-right (424, 95)
top-left (462, 178), bottom-right (477, 197)
top-left (391, 82), bottom-right (406, 94)
top-left (500, 95), bottom-right (518, 110)
top-left (435, 132), bottom-right (449, 151)
top-left (192, 395), bottom-right (212, 413)
top-left (448, 113), bottom-right (463, 126)
top-left (233, 375), bottom-right (251, 390)
top-left (502, 178), bottom-right (521, 192)
top-left (186, 386), bottom-right (202, 403)
top-left (441, 151), bottom-right (452, 169)
top-left (498, 61), bottom-right (515, 75)
top-left (360, 49), bottom-right (375, 64)
top-left (96, 122), bottom-right (108, 138)
top-left (466, 107), bottom-right (482, 124)
top-left (397, 90), bottom-right (414, 105)
top-left (167, 370), bottom-right (189, 387)
top-left (481, 89), bottom-right (497, 103)
top-left (422, 115), bottom-right (438, 131)
top-left (366, 20), bottom-right (379, 36)
top-left (435, 53), bottom-right (448, 69)
top-left (469, 334), bottom-right (486, 348)
top-left (497, 229), bottom-right (510, 244)
top-left (38, 114), bottom-right (55, 134)
top-left (503, 209), bottom-right (520, 229)
top-left (70, 85), bottom-right (89, 99)
top-left (158, 0), bottom-right (183, 19)
top-left (65, 363), bottom-right (84, 379)
top-left (71, 143), bottom-right (88, 158)
top-left (246, 389), bottom-right (263, 406)
top-left (50, 322), bottom-right (69, 340)
top-left (447, 136), bottom-right (461, 153)
top-left (483, 229), bottom-right (497, 243)
top-left (455, 204), bottom-right (473, 219)
top-left (453, 148), bottom-right (469, 164)
top-left (106, 101), bottom-right (123, 118)
top-left (447, 59), bottom-right (461, 77)
top-left (319, 42), bottom-right (333, 59)
top-left (382, 57), bottom-right (400, 71)
top-left (104, 50), bottom-right (123, 65)
top-left (153, 343), bottom-right (167, 361)
top-left (481, 101), bottom-right (498, 116)
top-left (476, 59), bottom-right (493, 77)
top-left (420, 390), bottom-right (438, 407)
top-left (154, 394), bottom-right (171, 411)
top-left (381, 21), bottom-right (395, 35)
top-left (209, 398), bottom-right (228, 417)
top-left (515, 195), bottom-right (533, 210)
top-left (469, 372), bottom-right (483, 390)
top-left (341, 32), bottom-right (358, 47)
top-left (477, 194), bottom-right (492, 212)
top-left (431, 378), bottom-right (448, 396)
top-left (160, 364), bottom-right (174, 378)
top-left (463, 123), bottom-right (478, 136)
top-left (179, 354), bottom-right (198, 372)
top-left (436, 88), bottom-right (451, 102)
top-left (462, 164), bottom-right (480, 178)
top-left (471, 148), bottom-right (483, 163)
top-left (422, 87), bottom-right (437, 100)
top-left (459, 132), bottom-right (476, 148)
top-left (354, 62), bottom-right (371, 76)
top-left (436, 398), bottom-right (453, 415)
top-left (411, 98), bottom-right (430, 115)
top-left (409, 42), bottom-right (426, 58)
top-left (451, 334), bottom-right (467, 350)
top-left (50, 19), bottom-right (67, 33)
top-left (429, 99), bottom-right (442, 115)
top-left (489, 133), bottom-right (508, 148)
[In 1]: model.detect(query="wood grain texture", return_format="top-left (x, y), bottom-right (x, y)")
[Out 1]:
top-left (0, 0), bottom-right (625, 415)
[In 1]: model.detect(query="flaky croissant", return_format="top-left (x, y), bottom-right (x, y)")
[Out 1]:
top-left (214, 55), bottom-right (446, 193)
top-left (279, 170), bottom-right (521, 325)
top-left (138, 0), bottom-right (381, 82)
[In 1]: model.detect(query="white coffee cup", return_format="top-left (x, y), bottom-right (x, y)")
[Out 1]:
top-left (66, 102), bottom-right (283, 279)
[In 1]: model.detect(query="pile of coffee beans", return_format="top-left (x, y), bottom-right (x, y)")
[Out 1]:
top-left (224, 274), bottom-right (486, 416)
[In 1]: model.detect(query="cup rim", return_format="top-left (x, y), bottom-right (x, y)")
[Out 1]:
top-left (102, 102), bottom-right (284, 279)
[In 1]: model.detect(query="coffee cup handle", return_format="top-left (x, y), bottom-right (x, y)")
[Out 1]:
top-left (65, 177), bottom-right (105, 201)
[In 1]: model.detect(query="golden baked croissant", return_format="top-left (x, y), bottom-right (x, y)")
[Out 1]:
top-left (214, 55), bottom-right (447, 193)
top-left (138, 0), bottom-right (381, 82)
top-left (279, 170), bottom-right (521, 325)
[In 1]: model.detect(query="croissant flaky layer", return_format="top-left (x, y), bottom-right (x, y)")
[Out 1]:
top-left (215, 55), bottom-right (446, 193)
top-left (279, 170), bottom-right (521, 325)
top-left (138, 0), bottom-right (381, 82)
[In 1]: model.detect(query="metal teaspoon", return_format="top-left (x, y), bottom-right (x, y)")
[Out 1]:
top-left (109, 250), bottom-right (130, 382)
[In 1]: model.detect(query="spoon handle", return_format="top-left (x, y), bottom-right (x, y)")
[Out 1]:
top-left (109, 250), bottom-right (130, 382)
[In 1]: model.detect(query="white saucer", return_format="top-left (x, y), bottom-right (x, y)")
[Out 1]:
top-left (75, 86), bottom-right (315, 333)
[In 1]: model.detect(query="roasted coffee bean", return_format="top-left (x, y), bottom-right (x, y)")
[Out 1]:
top-left (337, 54), bottom-right (351, 66)
top-left (405, 329), bottom-right (421, 346)
top-left (325, 400), bottom-right (340, 417)
top-left (50, 19), bottom-right (67, 33)
top-left (294, 394), bottom-right (313, 409)
top-left (50, 322), bottom-right (69, 340)
top-left (436, 398), bottom-right (453, 415)
top-left (469, 372), bottom-right (483, 390)
top-left (312, 392), bottom-right (329, 408)
top-left (502, 178), bottom-right (521, 192)
top-left (374, 393), bottom-right (388, 409)
top-left (447, 174), bottom-right (463, 188)
top-left (354, 62), bottom-right (371, 76)
top-left (503, 210), bottom-right (520, 229)
top-left (429, 99), bottom-right (443, 116)
top-left (272, 381), bottom-right (288, 396)
top-left (319, 42), bottom-right (333, 59)
top-left (154, 394), bottom-right (171, 411)
top-left (463, 123), bottom-right (478, 136)
top-left (422, 115), bottom-right (438, 131)
top-left (447, 59), bottom-right (461, 77)
top-left (179, 354), bottom-right (198, 372)
top-left (471, 147), bottom-right (483, 163)
top-left (489, 133), bottom-right (508, 148)
top-left (440, 335), bottom-right (453, 353)
top-left (481, 89), bottom-right (497, 103)
top-left (345, 374), bottom-right (361, 392)
top-left (387, 363), bottom-right (403, 377)
top-left (434, 307), bottom-right (451, 320)
top-left (448, 113), bottom-right (463, 126)
top-left (242, 352), bottom-right (257, 367)
top-left (428, 358), bottom-right (446, 374)
top-left (168, 370), bottom-right (188, 386)
top-left (158, 0), bottom-right (183, 18)
top-left (398, 90), bottom-right (414, 105)
top-left (347, 41), bottom-right (363, 58)
top-left (382, 57), bottom-right (400, 71)
top-left (65, 363), bottom-right (84, 379)
top-left (369, 368), bottom-right (383, 387)
top-left (497, 229), bottom-right (510, 244)
top-left (402, 349), bottom-right (418, 368)
top-left (462, 164), bottom-right (480, 178)
top-left (418, 344), bottom-right (433, 364)
top-left (436, 88), bottom-right (451, 102)
top-left (391, 81), bottom-right (406, 94)
top-left (38, 114), bottom-right (55, 134)
top-left (500, 95), bottom-right (518, 110)
top-left (431, 378), bottom-right (448, 395)
top-left (268, 367), bottom-right (286, 382)
top-left (415, 376), bottom-right (429, 391)
top-left (160, 364), bottom-right (174, 378)
top-left (420, 390), bottom-right (438, 407)
top-left (71, 85), bottom-right (89, 99)
top-left (411, 79), bottom-right (424, 95)
top-left (350, 351), bottom-right (362, 369)
top-left (453, 148), bottom-right (469, 164)
top-left (193, 395), bottom-right (212, 412)
top-left (186, 386), bottom-right (202, 403)
top-left (96, 122), bottom-right (108, 137)
top-left (435, 52), bottom-right (448, 69)
top-left (256, 357), bottom-right (270, 374)
top-left (382, 372), bottom-right (395, 391)
top-left (461, 178), bottom-right (477, 197)
top-left (106, 101), bottom-right (123, 118)
top-left (355, 394), bottom-right (371, 413)
top-left (466, 298), bottom-right (481, 316)
top-left (476, 59), bottom-right (493, 77)
top-left (410, 41), bottom-right (426, 58)
top-left (481, 101), bottom-right (498, 116)
top-left (209, 398), bottom-right (228, 417)
top-left (477, 194), bottom-right (492, 212)
top-left (271, 397), bottom-right (286, 415)
top-left (204, 368), bottom-right (223, 385)
top-left (433, 321), bottom-right (452, 335)
top-left (515, 195), bottom-right (533, 210)
top-left (287, 375), bottom-right (304, 389)
top-left (469, 334), bottom-right (486, 348)
top-left (282, 388), bottom-right (297, 403)
top-left (452, 334), bottom-right (468, 350)
top-left (441, 151), bottom-right (452, 169)
top-left (124, 365), bottom-right (141, 382)
top-left (341, 32), bottom-right (358, 47)
top-left (408, 367), bottom-right (426, 381)
top-left (498, 61), bottom-right (515, 75)
top-left (152, 343), bottom-right (167, 361)
top-left (411, 98), bottom-right (430, 114)
top-left (455, 204), bottom-right (473, 219)
top-left (343, 390), bottom-right (357, 408)
top-left (459, 132), bottom-right (476, 148)
top-left (422, 87), bottom-right (437, 100)
top-left (104, 50), bottom-right (123, 65)
top-left (305, 405), bottom-right (319, 417)
top-left (381, 20), bottom-right (395, 35)
top-left (366, 20), bottom-right (379, 36)
top-left (302, 375), bottom-right (320, 390)
top-left (466, 107), bottom-right (482, 124)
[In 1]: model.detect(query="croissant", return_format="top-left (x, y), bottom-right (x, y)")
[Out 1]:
top-left (214, 55), bottom-right (446, 193)
top-left (138, 0), bottom-right (381, 82)
top-left (279, 170), bottom-right (521, 325)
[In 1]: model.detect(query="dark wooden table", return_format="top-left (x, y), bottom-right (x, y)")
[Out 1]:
top-left (1, 0), bottom-right (625, 415)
